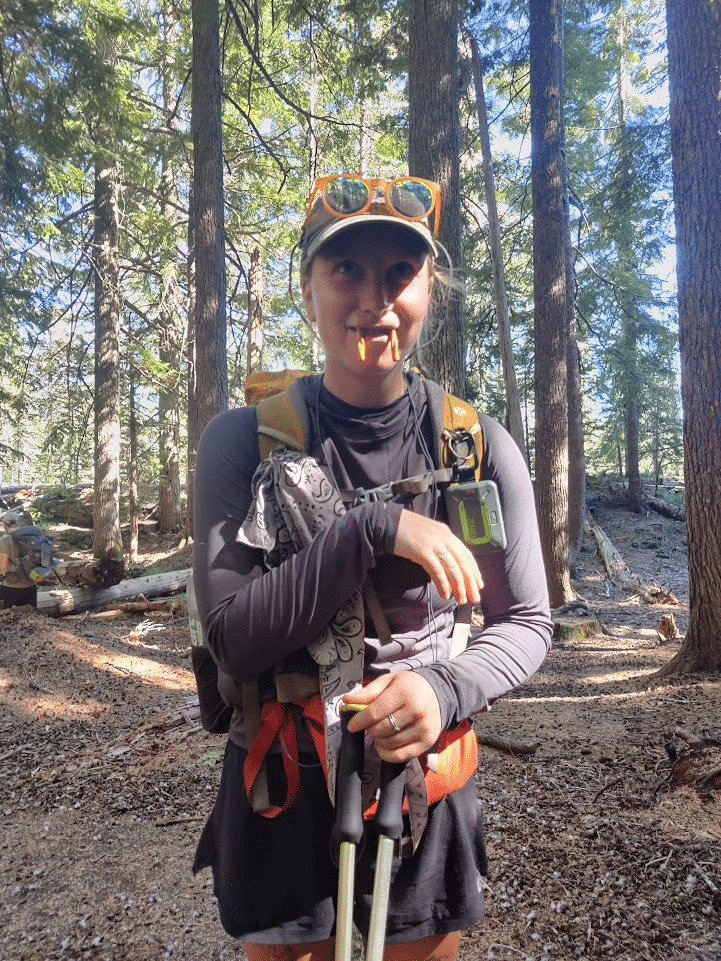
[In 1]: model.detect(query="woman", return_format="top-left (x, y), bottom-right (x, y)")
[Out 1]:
top-left (192, 174), bottom-right (552, 961)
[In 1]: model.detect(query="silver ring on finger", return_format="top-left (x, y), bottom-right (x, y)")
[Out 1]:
top-left (388, 712), bottom-right (401, 733)
top-left (437, 551), bottom-right (447, 563)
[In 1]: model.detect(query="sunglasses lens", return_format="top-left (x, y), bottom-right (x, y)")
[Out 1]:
top-left (388, 179), bottom-right (434, 219)
top-left (323, 176), bottom-right (369, 214)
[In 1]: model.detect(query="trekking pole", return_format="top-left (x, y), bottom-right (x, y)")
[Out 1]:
top-left (333, 704), bottom-right (365, 961)
top-left (365, 759), bottom-right (405, 961)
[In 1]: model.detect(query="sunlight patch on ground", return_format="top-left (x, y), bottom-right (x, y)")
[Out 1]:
top-left (50, 630), bottom-right (194, 693)
top-left (510, 681), bottom-right (678, 704)
top-left (605, 624), bottom-right (660, 641)
top-left (581, 668), bottom-right (664, 684)
top-left (7, 690), bottom-right (107, 720)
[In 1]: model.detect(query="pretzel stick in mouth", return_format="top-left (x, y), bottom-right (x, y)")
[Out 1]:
top-left (390, 329), bottom-right (400, 361)
top-left (356, 328), bottom-right (399, 362)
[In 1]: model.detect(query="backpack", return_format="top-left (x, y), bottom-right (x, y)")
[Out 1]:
top-left (7, 525), bottom-right (61, 584)
top-left (189, 372), bottom-right (485, 807)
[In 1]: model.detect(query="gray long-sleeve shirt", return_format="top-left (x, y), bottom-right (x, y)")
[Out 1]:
top-left (193, 373), bottom-right (552, 748)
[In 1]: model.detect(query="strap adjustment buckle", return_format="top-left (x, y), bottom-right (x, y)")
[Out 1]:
top-left (346, 482), bottom-right (395, 506)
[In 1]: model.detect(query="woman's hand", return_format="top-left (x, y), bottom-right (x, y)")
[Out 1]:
top-left (392, 509), bottom-right (483, 605)
top-left (343, 671), bottom-right (442, 763)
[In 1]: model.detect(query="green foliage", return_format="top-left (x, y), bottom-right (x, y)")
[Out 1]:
top-left (0, 0), bottom-right (683, 506)
top-left (462, 0), bottom-right (679, 476)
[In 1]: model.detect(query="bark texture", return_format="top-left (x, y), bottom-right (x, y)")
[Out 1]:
top-left (661, 0), bottom-right (721, 673)
top-left (93, 153), bottom-right (123, 561)
top-left (408, 0), bottom-right (465, 396)
top-left (529, 0), bottom-right (573, 605)
top-left (191, 0), bottom-right (227, 433)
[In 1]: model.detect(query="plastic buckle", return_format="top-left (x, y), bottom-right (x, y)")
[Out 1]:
top-left (354, 483), bottom-right (394, 505)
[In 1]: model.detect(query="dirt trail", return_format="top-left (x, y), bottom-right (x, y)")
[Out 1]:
top-left (1, 496), bottom-right (719, 961)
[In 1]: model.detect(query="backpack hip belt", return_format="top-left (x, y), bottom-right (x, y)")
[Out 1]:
top-left (243, 692), bottom-right (478, 824)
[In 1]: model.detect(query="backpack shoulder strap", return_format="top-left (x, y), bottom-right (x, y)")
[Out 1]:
top-left (423, 381), bottom-right (484, 660)
top-left (242, 373), bottom-right (318, 813)
top-left (254, 375), bottom-right (319, 460)
top-left (423, 381), bottom-right (484, 482)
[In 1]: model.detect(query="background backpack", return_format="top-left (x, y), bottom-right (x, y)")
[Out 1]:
top-left (9, 526), bottom-right (60, 584)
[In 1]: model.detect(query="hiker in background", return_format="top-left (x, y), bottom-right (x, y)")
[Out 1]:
top-left (0, 511), bottom-right (38, 609)
top-left (192, 174), bottom-right (553, 961)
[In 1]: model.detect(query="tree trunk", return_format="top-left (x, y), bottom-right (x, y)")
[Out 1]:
top-left (469, 35), bottom-right (527, 461)
top-left (626, 396), bottom-right (644, 512)
top-left (128, 379), bottom-right (139, 563)
top-left (158, 349), bottom-right (183, 533)
top-left (192, 0), bottom-right (227, 434)
top-left (408, 0), bottom-right (465, 397)
top-left (659, 0), bottom-right (721, 674)
top-left (563, 96), bottom-right (585, 568)
top-left (186, 187), bottom-right (197, 541)
top-left (247, 244), bottom-right (263, 378)
top-left (567, 332), bottom-right (585, 568)
top-left (615, 16), bottom-right (644, 515)
top-left (158, 84), bottom-right (183, 535)
top-left (158, 321), bottom-right (183, 534)
top-left (92, 148), bottom-right (123, 562)
top-left (529, 0), bottom-right (573, 606)
top-left (308, 16), bottom-right (319, 184)
top-left (307, 14), bottom-right (321, 374)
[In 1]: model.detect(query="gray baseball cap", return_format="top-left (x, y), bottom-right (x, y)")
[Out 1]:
top-left (299, 175), bottom-right (440, 268)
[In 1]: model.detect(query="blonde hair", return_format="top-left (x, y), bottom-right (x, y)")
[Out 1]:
top-left (412, 243), bottom-right (464, 358)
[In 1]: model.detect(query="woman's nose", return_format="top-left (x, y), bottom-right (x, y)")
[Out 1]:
top-left (358, 271), bottom-right (389, 312)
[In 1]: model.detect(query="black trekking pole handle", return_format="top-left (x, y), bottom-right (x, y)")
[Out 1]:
top-left (332, 704), bottom-right (365, 846)
top-left (373, 760), bottom-right (405, 840)
top-left (333, 704), bottom-right (365, 961)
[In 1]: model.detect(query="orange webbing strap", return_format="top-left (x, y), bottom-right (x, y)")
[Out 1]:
top-left (243, 695), bottom-right (327, 819)
top-left (244, 696), bottom-right (478, 820)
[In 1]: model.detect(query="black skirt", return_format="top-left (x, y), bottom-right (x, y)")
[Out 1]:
top-left (193, 739), bottom-right (487, 945)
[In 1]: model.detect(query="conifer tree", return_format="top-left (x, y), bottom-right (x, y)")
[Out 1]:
top-left (530, 0), bottom-right (574, 605)
top-left (409, 0), bottom-right (465, 396)
top-left (661, 0), bottom-right (721, 674)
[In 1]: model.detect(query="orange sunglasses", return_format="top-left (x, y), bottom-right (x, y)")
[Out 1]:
top-left (306, 174), bottom-right (442, 235)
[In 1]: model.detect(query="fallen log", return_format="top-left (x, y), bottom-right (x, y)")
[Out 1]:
top-left (644, 494), bottom-right (686, 523)
top-left (37, 568), bottom-right (191, 616)
top-left (583, 511), bottom-right (657, 603)
top-left (118, 599), bottom-right (185, 614)
top-left (476, 732), bottom-right (541, 755)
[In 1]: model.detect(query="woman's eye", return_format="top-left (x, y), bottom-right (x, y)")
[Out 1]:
top-left (389, 262), bottom-right (416, 283)
top-left (336, 259), bottom-right (358, 275)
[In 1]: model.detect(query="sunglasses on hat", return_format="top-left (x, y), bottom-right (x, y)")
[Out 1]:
top-left (305, 174), bottom-right (442, 235)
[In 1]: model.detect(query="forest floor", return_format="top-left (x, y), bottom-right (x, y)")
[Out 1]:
top-left (1, 489), bottom-right (720, 961)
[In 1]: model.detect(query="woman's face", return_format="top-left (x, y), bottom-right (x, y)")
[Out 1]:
top-left (300, 225), bottom-right (433, 402)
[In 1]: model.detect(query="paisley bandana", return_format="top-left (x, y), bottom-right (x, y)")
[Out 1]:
top-left (238, 449), bottom-right (429, 852)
